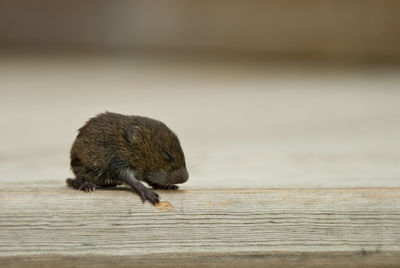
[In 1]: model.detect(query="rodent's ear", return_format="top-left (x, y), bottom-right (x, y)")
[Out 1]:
top-left (123, 124), bottom-right (141, 144)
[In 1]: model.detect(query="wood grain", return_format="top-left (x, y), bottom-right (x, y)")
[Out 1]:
top-left (1, 187), bottom-right (400, 267)
top-left (1, 56), bottom-right (400, 189)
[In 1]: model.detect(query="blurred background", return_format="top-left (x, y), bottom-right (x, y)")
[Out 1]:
top-left (0, 0), bottom-right (399, 188)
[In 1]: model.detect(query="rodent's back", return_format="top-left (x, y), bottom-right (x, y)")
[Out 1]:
top-left (71, 112), bottom-right (131, 168)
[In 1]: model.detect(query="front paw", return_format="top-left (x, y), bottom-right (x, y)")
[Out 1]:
top-left (79, 181), bottom-right (96, 192)
top-left (163, 185), bottom-right (179, 190)
top-left (139, 187), bottom-right (160, 205)
top-left (151, 183), bottom-right (179, 190)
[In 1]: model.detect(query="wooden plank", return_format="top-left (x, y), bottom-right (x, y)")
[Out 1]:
top-left (1, 252), bottom-right (400, 268)
top-left (1, 54), bottom-right (400, 191)
top-left (1, 187), bottom-right (400, 267)
top-left (1, 56), bottom-right (400, 189)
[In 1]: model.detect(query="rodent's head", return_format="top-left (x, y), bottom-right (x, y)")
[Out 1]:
top-left (124, 116), bottom-right (189, 186)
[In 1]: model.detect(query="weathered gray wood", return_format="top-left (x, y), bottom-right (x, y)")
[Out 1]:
top-left (1, 252), bottom-right (400, 268)
top-left (1, 187), bottom-right (400, 267)
top-left (1, 55), bottom-right (400, 189)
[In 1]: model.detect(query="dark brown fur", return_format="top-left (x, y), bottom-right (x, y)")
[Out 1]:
top-left (66, 112), bottom-right (188, 205)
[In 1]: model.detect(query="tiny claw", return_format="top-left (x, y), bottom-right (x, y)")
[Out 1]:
top-left (79, 181), bottom-right (96, 193)
top-left (143, 188), bottom-right (159, 205)
top-left (148, 191), bottom-right (160, 205)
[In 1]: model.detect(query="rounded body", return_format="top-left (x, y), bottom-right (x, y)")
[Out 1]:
top-left (69, 112), bottom-right (188, 190)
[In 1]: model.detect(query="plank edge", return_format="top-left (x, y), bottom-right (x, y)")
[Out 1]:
top-left (1, 251), bottom-right (400, 268)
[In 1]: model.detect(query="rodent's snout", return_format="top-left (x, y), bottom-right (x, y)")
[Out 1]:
top-left (171, 167), bottom-right (189, 184)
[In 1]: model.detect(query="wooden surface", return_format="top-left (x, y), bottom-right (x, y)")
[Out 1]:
top-left (1, 53), bottom-right (400, 189)
top-left (1, 53), bottom-right (400, 266)
top-left (1, 186), bottom-right (400, 267)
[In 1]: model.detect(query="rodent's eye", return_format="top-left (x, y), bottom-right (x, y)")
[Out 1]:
top-left (163, 151), bottom-right (175, 162)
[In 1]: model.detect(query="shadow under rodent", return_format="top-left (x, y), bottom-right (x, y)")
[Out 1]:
top-left (66, 112), bottom-right (189, 205)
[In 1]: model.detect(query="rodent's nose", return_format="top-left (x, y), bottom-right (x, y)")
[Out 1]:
top-left (173, 168), bottom-right (189, 184)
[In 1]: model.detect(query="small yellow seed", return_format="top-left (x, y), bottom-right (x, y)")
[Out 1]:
top-left (156, 201), bottom-right (174, 211)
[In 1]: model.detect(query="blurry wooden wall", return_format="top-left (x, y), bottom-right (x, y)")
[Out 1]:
top-left (0, 0), bottom-right (399, 59)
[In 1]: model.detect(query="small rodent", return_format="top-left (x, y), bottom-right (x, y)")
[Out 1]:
top-left (66, 112), bottom-right (189, 205)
